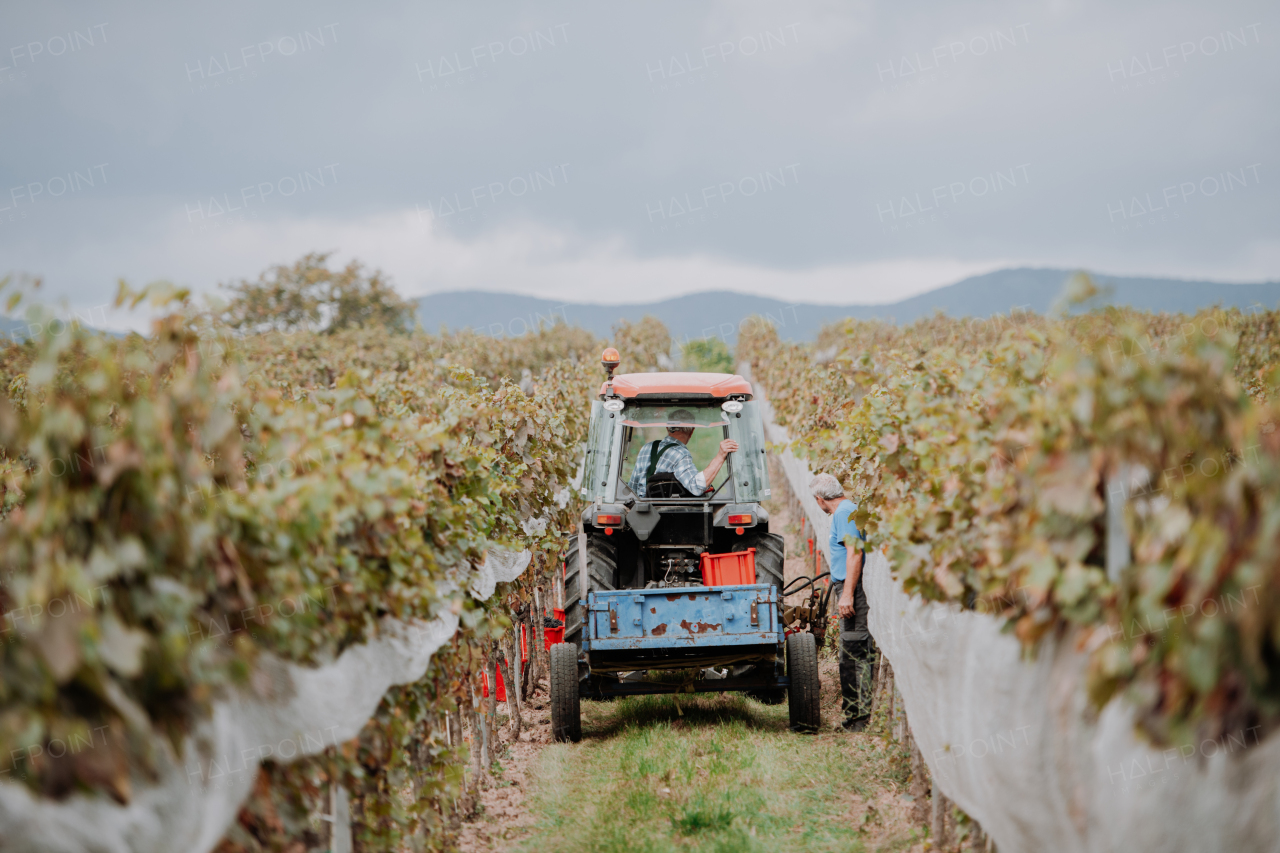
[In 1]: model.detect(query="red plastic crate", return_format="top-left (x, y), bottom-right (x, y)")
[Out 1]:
top-left (540, 607), bottom-right (566, 649)
top-left (481, 668), bottom-right (507, 702)
top-left (699, 548), bottom-right (757, 586)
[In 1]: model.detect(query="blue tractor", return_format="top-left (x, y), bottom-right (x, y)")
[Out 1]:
top-left (549, 349), bottom-right (822, 740)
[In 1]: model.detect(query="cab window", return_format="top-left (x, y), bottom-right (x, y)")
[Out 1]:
top-left (618, 403), bottom-right (733, 497)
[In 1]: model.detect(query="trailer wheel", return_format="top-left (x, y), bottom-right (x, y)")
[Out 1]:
top-left (786, 633), bottom-right (821, 733)
top-left (550, 642), bottom-right (582, 743)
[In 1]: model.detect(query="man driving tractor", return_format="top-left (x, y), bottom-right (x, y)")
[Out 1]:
top-left (627, 408), bottom-right (739, 498)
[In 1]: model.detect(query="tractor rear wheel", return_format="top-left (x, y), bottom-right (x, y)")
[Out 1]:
top-left (550, 642), bottom-right (581, 742)
top-left (742, 532), bottom-right (785, 596)
top-left (787, 632), bottom-right (821, 733)
top-left (564, 533), bottom-right (618, 652)
top-left (741, 531), bottom-right (786, 702)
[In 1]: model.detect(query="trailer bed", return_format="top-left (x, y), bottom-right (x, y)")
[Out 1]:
top-left (583, 583), bottom-right (780, 662)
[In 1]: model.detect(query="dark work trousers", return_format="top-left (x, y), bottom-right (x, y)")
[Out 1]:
top-left (831, 575), bottom-right (873, 728)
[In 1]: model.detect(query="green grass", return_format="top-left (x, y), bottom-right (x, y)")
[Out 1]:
top-left (515, 693), bottom-right (910, 853)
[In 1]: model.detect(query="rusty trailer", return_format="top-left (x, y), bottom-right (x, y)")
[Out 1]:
top-left (585, 584), bottom-right (780, 663)
top-left (577, 583), bottom-right (787, 700)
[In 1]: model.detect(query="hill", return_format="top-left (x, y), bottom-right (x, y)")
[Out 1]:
top-left (415, 267), bottom-right (1280, 343)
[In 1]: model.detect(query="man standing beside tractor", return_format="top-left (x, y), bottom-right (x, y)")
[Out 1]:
top-left (811, 473), bottom-right (873, 731)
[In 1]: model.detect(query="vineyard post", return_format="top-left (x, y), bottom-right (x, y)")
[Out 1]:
top-left (908, 730), bottom-right (930, 825)
top-left (534, 601), bottom-right (545, 689)
top-left (533, 585), bottom-right (546, 686)
top-left (328, 782), bottom-right (353, 853)
top-left (468, 680), bottom-right (484, 794)
top-left (893, 681), bottom-right (907, 744)
top-left (870, 650), bottom-right (882, 714)
top-left (499, 637), bottom-right (522, 737)
top-left (524, 607), bottom-right (539, 691)
top-left (511, 622), bottom-right (524, 712)
top-left (448, 708), bottom-right (463, 752)
top-left (448, 708), bottom-right (464, 823)
top-left (1105, 469), bottom-right (1133, 582)
top-left (931, 787), bottom-right (951, 850)
top-left (478, 691), bottom-right (491, 781)
top-left (485, 649), bottom-right (499, 720)
top-left (522, 611), bottom-right (535, 695)
top-left (884, 664), bottom-right (896, 732)
top-left (408, 728), bottom-right (422, 802)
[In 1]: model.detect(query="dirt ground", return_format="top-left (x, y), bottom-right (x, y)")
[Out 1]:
top-left (454, 694), bottom-right (553, 852)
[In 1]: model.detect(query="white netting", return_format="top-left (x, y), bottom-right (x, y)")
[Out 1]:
top-left (745, 364), bottom-right (1280, 853)
top-left (0, 547), bottom-right (530, 853)
top-left (470, 546), bottom-right (533, 600)
top-left (864, 558), bottom-right (1280, 853)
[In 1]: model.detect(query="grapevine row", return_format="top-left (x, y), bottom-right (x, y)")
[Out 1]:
top-left (0, 289), bottom-right (612, 850)
top-left (741, 288), bottom-right (1280, 746)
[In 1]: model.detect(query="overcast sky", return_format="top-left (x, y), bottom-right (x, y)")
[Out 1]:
top-left (1, 0), bottom-right (1276, 325)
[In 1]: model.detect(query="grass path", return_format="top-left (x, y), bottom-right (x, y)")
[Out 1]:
top-left (502, 686), bottom-right (923, 853)
top-left (461, 466), bottom-right (927, 852)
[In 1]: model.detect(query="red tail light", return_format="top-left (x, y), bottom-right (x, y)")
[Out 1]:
top-left (596, 514), bottom-right (622, 526)
top-left (727, 514), bottom-right (753, 525)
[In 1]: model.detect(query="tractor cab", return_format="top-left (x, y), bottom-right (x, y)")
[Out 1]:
top-left (577, 360), bottom-right (776, 589)
top-left (583, 373), bottom-right (771, 506)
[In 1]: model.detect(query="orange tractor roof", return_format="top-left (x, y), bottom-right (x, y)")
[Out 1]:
top-left (600, 372), bottom-right (754, 400)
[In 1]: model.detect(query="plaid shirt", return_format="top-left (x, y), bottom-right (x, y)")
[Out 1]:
top-left (627, 436), bottom-right (707, 498)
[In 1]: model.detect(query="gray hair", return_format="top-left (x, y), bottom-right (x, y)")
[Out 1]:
top-left (809, 473), bottom-right (844, 500)
top-left (666, 408), bottom-right (695, 434)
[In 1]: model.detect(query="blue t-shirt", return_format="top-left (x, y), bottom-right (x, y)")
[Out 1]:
top-left (829, 499), bottom-right (865, 582)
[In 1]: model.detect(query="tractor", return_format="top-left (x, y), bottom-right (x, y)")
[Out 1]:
top-left (549, 348), bottom-right (822, 740)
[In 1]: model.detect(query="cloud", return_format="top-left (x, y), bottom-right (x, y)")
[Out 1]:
top-left (8, 207), bottom-right (1015, 329)
top-left (2, 0), bottom-right (1276, 324)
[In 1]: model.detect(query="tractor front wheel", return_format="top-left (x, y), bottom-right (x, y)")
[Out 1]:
top-left (550, 642), bottom-right (582, 742)
top-left (786, 632), bottom-right (821, 733)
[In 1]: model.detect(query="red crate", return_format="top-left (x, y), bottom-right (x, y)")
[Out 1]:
top-left (544, 626), bottom-right (565, 649)
top-left (481, 668), bottom-right (507, 702)
top-left (699, 548), bottom-right (757, 586)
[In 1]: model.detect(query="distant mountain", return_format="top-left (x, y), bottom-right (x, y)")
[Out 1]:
top-left (415, 267), bottom-right (1280, 343)
top-left (0, 314), bottom-right (122, 342)
top-left (878, 268), bottom-right (1280, 323)
top-left (1, 315), bottom-right (36, 343)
